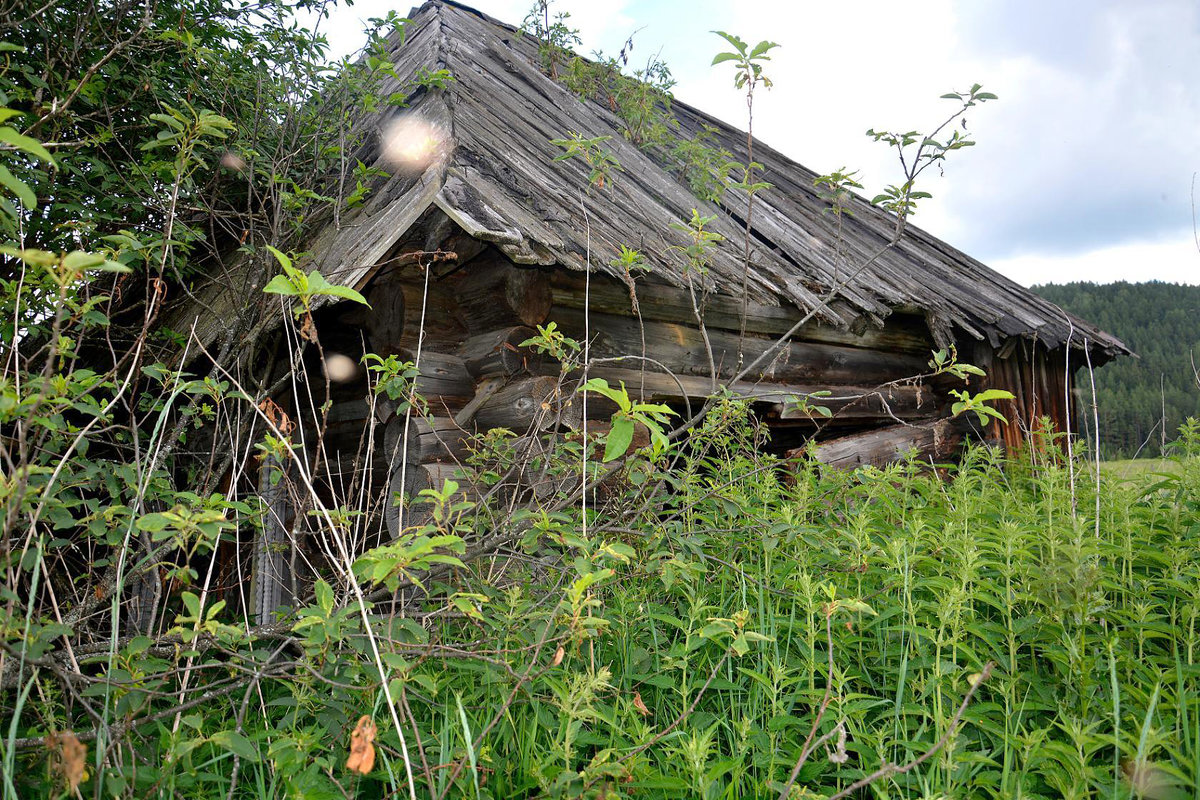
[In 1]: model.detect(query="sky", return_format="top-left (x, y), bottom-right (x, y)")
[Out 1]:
top-left (313, 0), bottom-right (1200, 287)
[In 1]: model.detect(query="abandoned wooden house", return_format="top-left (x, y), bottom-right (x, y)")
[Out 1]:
top-left (164, 1), bottom-right (1127, 616)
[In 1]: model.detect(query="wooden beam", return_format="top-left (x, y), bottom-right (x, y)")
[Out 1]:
top-left (548, 306), bottom-right (930, 386)
top-left (252, 455), bottom-right (293, 623)
top-left (791, 418), bottom-right (965, 469)
top-left (474, 375), bottom-right (583, 432)
top-left (571, 365), bottom-right (938, 422)
top-left (549, 270), bottom-right (935, 352)
top-left (456, 258), bottom-right (552, 333)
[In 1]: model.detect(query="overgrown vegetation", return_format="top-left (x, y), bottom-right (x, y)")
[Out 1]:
top-left (522, 1), bottom-right (735, 204)
top-left (4, 0), bottom-right (1196, 798)
top-left (8, 393), bottom-right (1200, 798)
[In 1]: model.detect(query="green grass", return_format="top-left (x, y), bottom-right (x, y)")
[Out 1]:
top-left (11, 415), bottom-right (1200, 799)
top-left (1102, 457), bottom-right (1180, 481)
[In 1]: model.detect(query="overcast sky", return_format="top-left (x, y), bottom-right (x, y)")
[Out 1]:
top-left (316, 0), bottom-right (1200, 287)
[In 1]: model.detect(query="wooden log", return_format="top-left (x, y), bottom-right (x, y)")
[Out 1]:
top-left (406, 416), bottom-right (472, 463)
top-left (411, 463), bottom-right (480, 498)
top-left (549, 306), bottom-right (929, 386)
top-left (574, 366), bottom-right (939, 422)
top-left (381, 413), bottom-right (425, 469)
top-left (385, 462), bottom-right (483, 537)
top-left (398, 280), bottom-right (469, 348)
top-left (456, 326), bottom-right (542, 378)
top-left (473, 376), bottom-right (583, 432)
top-left (384, 463), bottom-right (428, 538)
top-left (511, 435), bottom-right (576, 501)
top-left (346, 275), bottom-right (466, 353)
top-left (455, 259), bottom-right (552, 332)
top-left (771, 384), bottom-right (937, 421)
top-left (549, 270), bottom-right (935, 352)
top-left (253, 455), bottom-right (294, 623)
top-left (395, 349), bottom-right (475, 399)
top-left (790, 418), bottom-right (965, 469)
top-left (325, 398), bottom-right (376, 425)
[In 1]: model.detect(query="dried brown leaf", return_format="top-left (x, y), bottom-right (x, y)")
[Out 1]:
top-left (257, 397), bottom-right (294, 435)
top-left (632, 691), bottom-right (650, 717)
top-left (299, 312), bottom-right (319, 344)
top-left (345, 715), bottom-right (377, 775)
top-left (46, 731), bottom-right (86, 792)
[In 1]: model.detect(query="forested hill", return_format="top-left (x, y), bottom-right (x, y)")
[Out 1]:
top-left (1032, 281), bottom-right (1200, 458)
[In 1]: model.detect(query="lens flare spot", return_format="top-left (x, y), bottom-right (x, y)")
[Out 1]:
top-left (381, 117), bottom-right (443, 169)
top-left (325, 353), bottom-right (358, 383)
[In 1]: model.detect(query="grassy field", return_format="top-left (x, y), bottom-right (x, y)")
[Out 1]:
top-left (1101, 457), bottom-right (1180, 482)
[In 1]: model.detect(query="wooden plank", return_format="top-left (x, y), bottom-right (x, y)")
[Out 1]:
top-left (771, 384), bottom-right (936, 420)
top-left (252, 455), bottom-right (293, 623)
top-left (549, 306), bottom-right (930, 386)
top-left (577, 365), bottom-right (937, 421)
top-left (550, 270), bottom-right (934, 352)
top-left (791, 418), bottom-right (965, 469)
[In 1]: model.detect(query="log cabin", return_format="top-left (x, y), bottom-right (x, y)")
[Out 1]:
top-left (162, 1), bottom-right (1128, 617)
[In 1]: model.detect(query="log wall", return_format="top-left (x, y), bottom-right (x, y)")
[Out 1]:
top-left (274, 240), bottom-right (1083, 552)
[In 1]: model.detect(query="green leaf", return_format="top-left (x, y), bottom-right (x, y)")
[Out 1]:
top-left (748, 40), bottom-right (779, 59)
top-left (0, 126), bottom-right (55, 164)
top-left (602, 417), bottom-right (635, 462)
top-left (265, 245), bottom-right (292, 270)
top-left (0, 163), bottom-right (35, 209)
top-left (712, 30), bottom-right (747, 54)
top-left (210, 730), bottom-right (260, 762)
top-left (314, 579), bottom-right (334, 615)
top-left (136, 512), bottom-right (171, 533)
top-left (262, 274), bottom-right (297, 296)
top-left (181, 591), bottom-right (202, 619)
top-left (62, 251), bottom-right (105, 271)
top-left (319, 284), bottom-right (370, 306)
top-left (699, 620), bottom-right (733, 639)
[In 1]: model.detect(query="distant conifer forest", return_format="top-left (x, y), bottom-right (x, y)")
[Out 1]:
top-left (1033, 281), bottom-right (1200, 458)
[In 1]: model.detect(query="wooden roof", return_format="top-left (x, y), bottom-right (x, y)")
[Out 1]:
top-left (169, 0), bottom-right (1129, 360)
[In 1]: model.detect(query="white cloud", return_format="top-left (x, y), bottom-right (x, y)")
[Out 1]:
top-left (992, 234), bottom-right (1200, 287)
